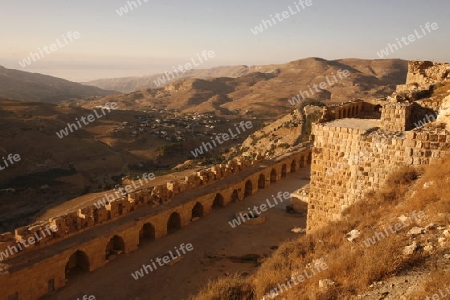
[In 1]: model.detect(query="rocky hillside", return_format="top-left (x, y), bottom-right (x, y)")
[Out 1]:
top-left (0, 66), bottom-right (116, 103)
top-left (77, 58), bottom-right (408, 117)
top-left (237, 105), bottom-right (322, 159)
top-left (191, 156), bottom-right (450, 300)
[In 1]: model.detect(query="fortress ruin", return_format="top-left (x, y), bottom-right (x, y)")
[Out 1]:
top-left (307, 61), bottom-right (450, 231)
top-left (0, 61), bottom-right (449, 300)
top-left (0, 145), bottom-right (311, 300)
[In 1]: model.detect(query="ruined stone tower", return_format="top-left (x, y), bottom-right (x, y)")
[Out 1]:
top-left (307, 61), bottom-right (450, 232)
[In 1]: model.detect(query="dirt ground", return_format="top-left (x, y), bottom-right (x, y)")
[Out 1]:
top-left (45, 169), bottom-right (310, 300)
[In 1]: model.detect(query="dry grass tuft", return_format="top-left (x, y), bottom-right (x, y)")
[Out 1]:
top-left (190, 155), bottom-right (450, 300)
top-left (190, 273), bottom-right (254, 300)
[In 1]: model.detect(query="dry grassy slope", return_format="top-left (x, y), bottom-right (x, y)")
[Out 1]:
top-left (0, 98), bottom-right (255, 231)
top-left (79, 58), bottom-right (407, 117)
top-left (0, 66), bottom-right (116, 103)
top-left (191, 157), bottom-right (450, 300)
top-left (0, 98), bottom-right (226, 186)
top-left (0, 99), bottom-right (136, 181)
top-left (238, 108), bottom-right (314, 159)
top-left (0, 99), bottom-right (115, 228)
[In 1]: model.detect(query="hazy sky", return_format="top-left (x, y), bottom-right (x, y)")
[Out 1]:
top-left (1, 0), bottom-right (449, 81)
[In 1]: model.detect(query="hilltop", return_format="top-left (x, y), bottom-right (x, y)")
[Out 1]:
top-left (80, 58), bottom-right (407, 117)
top-left (0, 58), bottom-right (408, 232)
top-left (84, 65), bottom-right (273, 93)
top-left (0, 66), bottom-right (116, 103)
top-left (191, 157), bottom-right (450, 300)
top-left (190, 61), bottom-right (450, 300)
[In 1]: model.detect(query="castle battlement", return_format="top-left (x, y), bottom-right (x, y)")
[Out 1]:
top-left (307, 60), bottom-right (450, 232)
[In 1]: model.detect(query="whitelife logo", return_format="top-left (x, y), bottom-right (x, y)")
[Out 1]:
top-left (288, 69), bottom-right (350, 105)
top-left (251, 0), bottom-right (313, 35)
top-left (77, 296), bottom-right (96, 300)
top-left (116, 0), bottom-right (149, 16)
top-left (413, 113), bottom-right (438, 128)
top-left (423, 284), bottom-right (450, 300)
top-left (131, 243), bottom-right (193, 280)
top-left (363, 210), bottom-right (425, 247)
top-left (18, 31), bottom-right (81, 68)
top-left (55, 103), bottom-right (118, 139)
top-left (376, 22), bottom-right (439, 58)
top-left (261, 260), bottom-right (328, 299)
top-left (0, 153), bottom-right (21, 171)
top-left (153, 50), bottom-right (215, 87)
top-left (93, 172), bottom-right (156, 209)
top-left (190, 121), bottom-right (253, 158)
top-left (0, 224), bottom-right (58, 262)
top-left (229, 191), bottom-right (291, 228)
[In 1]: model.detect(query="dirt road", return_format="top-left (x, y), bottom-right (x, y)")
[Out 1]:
top-left (46, 169), bottom-right (309, 300)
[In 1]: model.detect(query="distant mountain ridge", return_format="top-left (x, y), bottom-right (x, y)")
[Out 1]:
top-left (84, 65), bottom-right (281, 93)
top-left (79, 58), bottom-right (408, 117)
top-left (0, 66), bottom-right (117, 103)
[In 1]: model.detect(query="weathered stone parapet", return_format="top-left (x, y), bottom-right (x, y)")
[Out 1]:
top-left (0, 146), bottom-right (312, 300)
top-left (406, 61), bottom-right (450, 87)
top-left (320, 100), bottom-right (365, 122)
top-left (0, 145), bottom-right (312, 268)
top-left (308, 119), bottom-right (450, 232)
top-left (380, 102), bottom-right (413, 131)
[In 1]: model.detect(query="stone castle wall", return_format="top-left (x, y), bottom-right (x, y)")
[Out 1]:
top-left (2, 59), bottom-right (449, 299)
top-left (321, 100), bottom-right (365, 121)
top-left (0, 156), bottom-right (259, 262)
top-left (0, 147), bottom-right (312, 300)
top-left (395, 61), bottom-right (450, 93)
top-left (305, 61), bottom-right (450, 231)
top-left (307, 119), bottom-right (450, 231)
top-left (380, 103), bottom-right (413, 131)
top-left (406, 61), bottom-right (450, 86)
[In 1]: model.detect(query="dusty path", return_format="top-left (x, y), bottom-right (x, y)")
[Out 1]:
top-left (45, 169), bottom-right (310, 300)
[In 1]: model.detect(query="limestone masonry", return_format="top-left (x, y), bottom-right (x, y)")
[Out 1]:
top-left (1, 60), bottom-right (449, 300)
top-left (307, 61), bottom-right (450, 232)
top-left (0, 144), bottom-right (311, 300)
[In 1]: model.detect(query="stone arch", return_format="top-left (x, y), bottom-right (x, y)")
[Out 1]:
top-left (65, 250), bottom-right (90, 279)
top-left (244, 180), bottom-right (253, 197)
top-left (374, 105), bottom-right (382, 112)
top-left (258, 174), bottom-right (266, 189)
top-left (191, 202), bottom-right (204, 218)
top-left (212, 193), bottom-right (224, 209)
top-left (230, 189), bottom-right (239, 202)
top-left (270, 169), bottom-right (277, 183)
top-left (105, 235), bottom-right (125, 260)
top-left (281, 164), bottom-right (287, 178)
top-left (299, 156), bottom-right (305, 168)
top-left (290, 160), bottom-right (297, 172)
top-left (139, 223), bottom-right (155, 244)
top-left (167, 212), bottom-right (181, 233)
